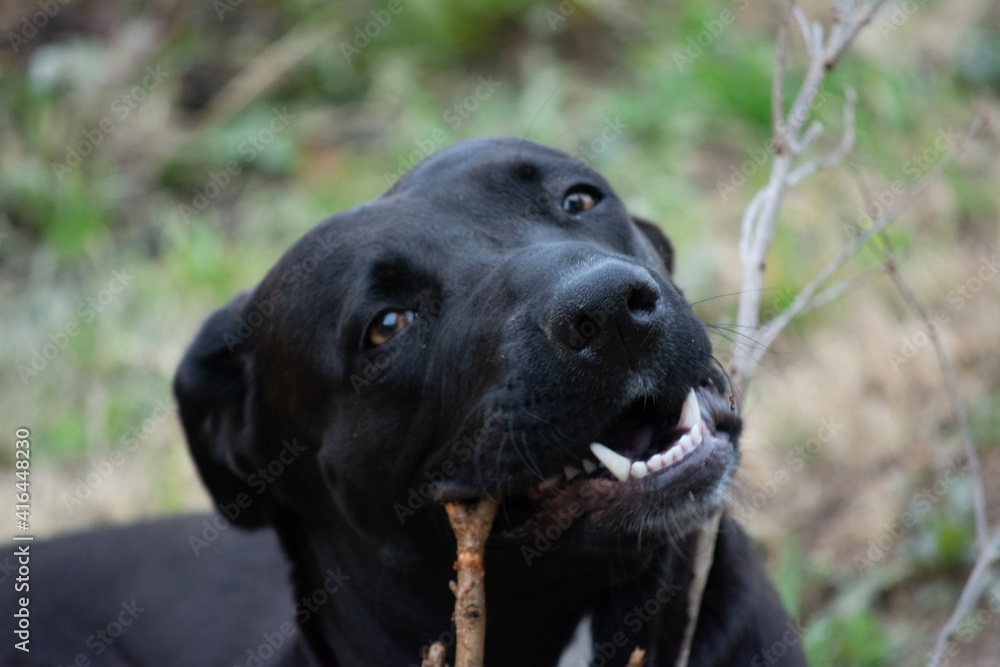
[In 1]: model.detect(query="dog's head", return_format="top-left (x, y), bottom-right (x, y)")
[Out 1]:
top-left (175, 137), bottom-right (741, 558)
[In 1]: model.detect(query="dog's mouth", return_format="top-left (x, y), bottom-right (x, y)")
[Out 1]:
top-left (438, 380), bottom-right (741, 544)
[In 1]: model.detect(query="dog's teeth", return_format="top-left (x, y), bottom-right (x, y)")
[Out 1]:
top-left (630, 461), bottom-right (648, 479)
top-left (647, 453), bottom-right (664, 470)
top-left (582, 459), bottom-right (598, 474)
top-left (564, 465), bottom-right (582, 480)
top-left (589, 443), bottom-right (632, 482)
top-left (679, 388), bottom-right (702, 431)
top-left (677, 433), bottom-right (693, 455)
top-left (691, 421), bottom-right (703, 445)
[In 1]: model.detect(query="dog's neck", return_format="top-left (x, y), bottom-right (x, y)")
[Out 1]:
top-left (268, 505), bottom-right (735, 666)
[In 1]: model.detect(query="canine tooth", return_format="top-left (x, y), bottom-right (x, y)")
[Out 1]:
top-left (589, 443), bottom-right (632, 482)
top-left (564, 465), bottom-right (582, 480)
top-left (630, 461), bottom-right (648, 478)
top-left (647, 453), bottom-right (664, 470)
top-left (582, 459), bottom-right (598, 474)
top-left (679, 389), bottom-right (702, 430)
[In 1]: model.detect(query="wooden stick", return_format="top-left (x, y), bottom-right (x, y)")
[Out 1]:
top-left (421, 642), bottom-right (448, 667)
top-left (445, 498), bottom-right (499, 667)
top-left (627, 647), bottom-right (647, 666)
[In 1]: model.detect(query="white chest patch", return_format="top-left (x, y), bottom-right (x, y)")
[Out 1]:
top-left (556, 612), bottom-right (594, 667)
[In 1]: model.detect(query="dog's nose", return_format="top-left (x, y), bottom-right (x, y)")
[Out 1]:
top-left (546, 260), bottom-right (663, 366)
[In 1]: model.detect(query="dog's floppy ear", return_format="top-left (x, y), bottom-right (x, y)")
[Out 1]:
top-left (631, 216), bottom-right (675, 276)
top-left (173, 292), bottom-right (270, 528)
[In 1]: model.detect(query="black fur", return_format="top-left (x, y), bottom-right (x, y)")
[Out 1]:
top-left (2, 138), bottom-right (806, 666)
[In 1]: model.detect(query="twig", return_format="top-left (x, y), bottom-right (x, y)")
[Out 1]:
top-left (673, 511), bottom-right (721, 667)
top-left (422, 642), bottom-right (448, 667)
top-left (862, 210), bottom-right (996, 663)
top-left (787, 88), bottom-right (857, 186)
top-left (928, 526), bottom-right (1000, 665)
top-left (750, 114), bottom-right (984, 367)
top-left (798, 260), bottom-right (891, 316)
top-left (683, 4), bottom-right (886, 667)
top-left (733, 2), bottom-right (879, 386)
top-left (876, 248), bottom-right (988, 550)
top-left (772, 2), bottom-right (793, 153)
top-left (627, 647), bottom-right (648, 667)
top-left (445, 498), bottom-right (499, 667)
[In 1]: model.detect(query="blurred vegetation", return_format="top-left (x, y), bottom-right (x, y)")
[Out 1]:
top-left (1, 0), bottom-right (999, 664)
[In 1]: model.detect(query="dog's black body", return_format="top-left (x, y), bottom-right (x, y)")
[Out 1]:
top-left (3, 138), bottom-right (806, 666)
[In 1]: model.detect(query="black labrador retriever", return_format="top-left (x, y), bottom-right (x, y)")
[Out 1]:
top-left (3, 138), bottom-right (807, 666)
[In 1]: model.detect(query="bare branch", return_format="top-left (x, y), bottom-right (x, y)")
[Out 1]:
top-left (880, 255), bottom-right (989, 550)
top-left (732, 8), bottom-right (877, 385)
top-left (824, 0), bottom-right (888, 70)
top-left (799, 259), bottom-right (891, 316)
top-left (792, 120), bottom-right (824, 156)
top-left (929, 527), bottom-right (1000, 665)
top-left (752, 114), bottom-right (984, 366)
top-left (674, 511), bottom-right (722, 667)
top-left (792, 7), bottom-right (815, 58)
top-left (773, 2), bottom-right (794, 152)
top-left (787, 88), bottom-right (857, 186)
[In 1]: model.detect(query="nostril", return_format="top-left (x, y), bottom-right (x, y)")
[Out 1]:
top-left (626, 283), bottom-right (660, 313)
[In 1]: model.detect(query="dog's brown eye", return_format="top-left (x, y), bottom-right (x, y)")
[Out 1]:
top-left (367, 310), bottom-right (418, 346)
top-left (562, 187), bottom-right (600, 214)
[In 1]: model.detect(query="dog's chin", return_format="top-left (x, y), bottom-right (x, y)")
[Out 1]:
top-left (437, 382), bottom-right (742, 552)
